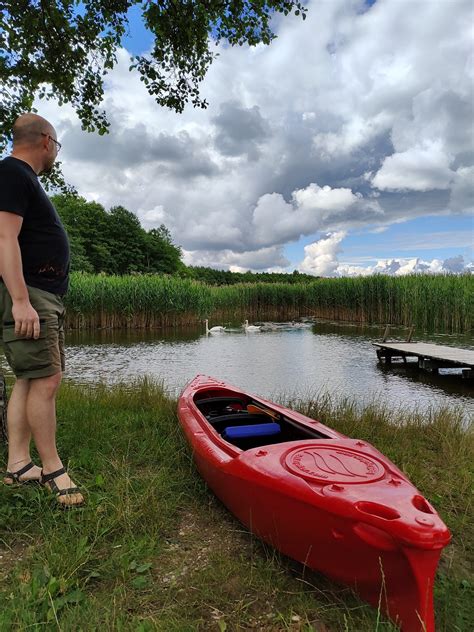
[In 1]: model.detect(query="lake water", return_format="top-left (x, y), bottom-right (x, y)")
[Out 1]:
top-left (2, 320), bottom-right (471, 419)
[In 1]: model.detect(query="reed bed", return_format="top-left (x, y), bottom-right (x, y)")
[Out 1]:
top-left (65, 272), bottom-right (473, 333)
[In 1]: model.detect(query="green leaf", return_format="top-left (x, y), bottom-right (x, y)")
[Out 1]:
top-left (47, 578), bottom-right (61, 597)
top-left (65, 589), bottom-right (85, 603)
top-left (136, 563), bottom-right (152, 574)
top-left (131, 575), bottom-right (148, 590)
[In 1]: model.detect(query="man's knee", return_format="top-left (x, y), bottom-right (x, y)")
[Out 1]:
top-left (30, 372), bottom-right (62, 399)
top-left (12, 378), bottom-right (31, 395)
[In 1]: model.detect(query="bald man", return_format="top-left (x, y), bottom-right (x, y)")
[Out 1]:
top-left (0, 113), bottom-right (83, 507)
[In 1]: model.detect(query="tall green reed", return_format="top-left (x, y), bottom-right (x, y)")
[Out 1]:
top-left (65, 272), bottom-right (473, 333)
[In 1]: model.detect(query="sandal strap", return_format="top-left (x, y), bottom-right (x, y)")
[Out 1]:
top-left (57, 487), bottom-right (81, 497)
top-left (6, 461), bottom-right (35, 481)
top-left (40, 467), bottom-right (66, 485)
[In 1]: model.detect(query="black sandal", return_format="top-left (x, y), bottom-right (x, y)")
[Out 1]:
top-left (40, 467), bottom-right (84, 508)
top-left (4, 461), bottom-right (40, 485)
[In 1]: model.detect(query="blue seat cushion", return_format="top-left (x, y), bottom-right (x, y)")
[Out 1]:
top-left (222, 422), bottom-right (281, 441)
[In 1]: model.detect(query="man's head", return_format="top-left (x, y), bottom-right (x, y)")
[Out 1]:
top-left (11, 113), bottom-right (60, 174)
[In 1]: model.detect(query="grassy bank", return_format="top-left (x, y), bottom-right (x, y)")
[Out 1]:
top-left (0, 381), bottom-right (472, 631)
top-left (65, 272), bottom-right (473, 333)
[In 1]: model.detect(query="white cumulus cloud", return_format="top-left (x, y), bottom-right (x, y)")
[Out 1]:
top-left (372, 141), bottom-right (455, 192)
top-left (299, 232), bottom-right (347, 276)
top-left (250, 183), bottom-right (382, 248)
top-left (298, 233), bottom-right (473, 277)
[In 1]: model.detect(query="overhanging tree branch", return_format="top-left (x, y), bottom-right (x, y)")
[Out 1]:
top-left (0, 0), bottom-right (307, 175)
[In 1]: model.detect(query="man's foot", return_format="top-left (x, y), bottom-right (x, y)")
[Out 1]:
top-left (4, 461), bottom-right (42, 485)
top-left (40, 467), bottom-right (85, 508)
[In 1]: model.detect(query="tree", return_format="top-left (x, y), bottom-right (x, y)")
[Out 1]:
top-left (144, 225), bottom-right (184, 274)
top-left (107, 205), bottom-right (146, 274)
top-left (53, 194), bottom-right (114, 272)
top-left (0, 1), bottom-right (306, 154)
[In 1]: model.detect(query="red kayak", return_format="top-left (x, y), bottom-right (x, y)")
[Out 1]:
top-left (178, 375), bottom-right (451, 632)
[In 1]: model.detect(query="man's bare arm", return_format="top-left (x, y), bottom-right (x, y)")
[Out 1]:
top-left (0, 211), bottom-right (40, 339)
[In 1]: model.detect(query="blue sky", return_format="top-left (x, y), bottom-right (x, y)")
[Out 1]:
top-left (286, 214), bottom-right (474, 268)
top-left (122, 5), bottom-right (153, 54)
top-left (43, 0), bottom-right (473, 276)
top-left (343, 215), bottom-right (473, 262)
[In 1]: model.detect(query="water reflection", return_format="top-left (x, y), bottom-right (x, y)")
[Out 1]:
top-left (1, 321), bottom-right (472, 419)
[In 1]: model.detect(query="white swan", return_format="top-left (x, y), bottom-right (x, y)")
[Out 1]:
top-left (290, 320), bottom-right (312, 329)
top-left (205, 319), bottom-right (226, 334)
top-left (259, 321), bottom-right (280, 331)
top-left (243, 319), bottom-right (262, 332)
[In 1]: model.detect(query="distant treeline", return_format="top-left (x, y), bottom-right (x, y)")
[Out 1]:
top-left (186, 267), bottom-right (317, 285)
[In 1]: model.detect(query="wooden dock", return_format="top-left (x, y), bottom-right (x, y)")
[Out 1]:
top-left (374, 342), bottom-right (474, 378)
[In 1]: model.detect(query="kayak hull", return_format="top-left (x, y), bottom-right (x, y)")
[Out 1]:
top-left (178, 375), bottom-right (451, 631)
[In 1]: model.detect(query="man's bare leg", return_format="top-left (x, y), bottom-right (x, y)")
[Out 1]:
top-left (4, 378), bottom-right (42, 481)
top-left (26, 373), bottom-right (83, 505)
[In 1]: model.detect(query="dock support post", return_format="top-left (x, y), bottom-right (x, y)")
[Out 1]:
top-left (419, 357), bottom-right (440, 375)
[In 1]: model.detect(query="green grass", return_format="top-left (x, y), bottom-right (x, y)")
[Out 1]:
top-left (0, 380), bottom-right (472, 631)
top-left (65, 272), bottom-right (473, 333)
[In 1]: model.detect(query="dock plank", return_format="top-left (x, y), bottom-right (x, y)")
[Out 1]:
top-left (373, 342), bottom-right (474, 367)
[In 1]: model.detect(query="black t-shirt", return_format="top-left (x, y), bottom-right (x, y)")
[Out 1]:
top-left (0, 156), bottom-right (70, 295)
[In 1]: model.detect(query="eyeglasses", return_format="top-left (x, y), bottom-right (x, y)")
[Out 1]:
top-left (41, 132), bottom-right (62, 152)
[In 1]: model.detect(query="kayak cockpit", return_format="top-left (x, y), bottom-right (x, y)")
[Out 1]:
top-left (195, 392), bottom-right (330, 450)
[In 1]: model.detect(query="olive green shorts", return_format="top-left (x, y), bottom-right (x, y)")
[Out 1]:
top-left (0, 284), bottom-right (65, 379)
